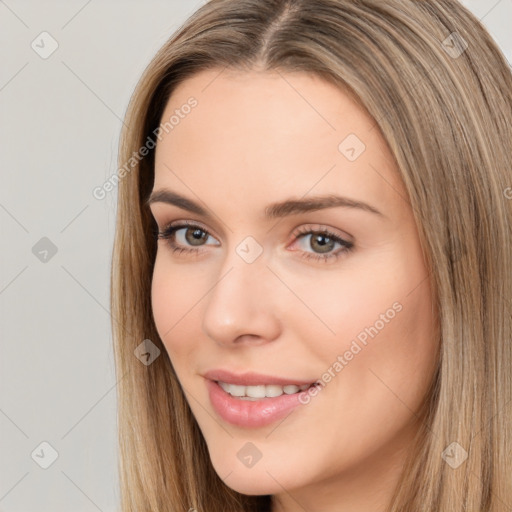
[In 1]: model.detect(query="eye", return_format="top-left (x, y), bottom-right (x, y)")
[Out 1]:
top-left (153, 220), bottom-right (219, 257)
top-left (152, 221), bottom-right (354, 264)
top-left (289, 225), bottom-right (354, 263)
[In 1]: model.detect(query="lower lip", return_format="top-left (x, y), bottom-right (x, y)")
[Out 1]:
top-left (206, 379), bottom-right (311, 428)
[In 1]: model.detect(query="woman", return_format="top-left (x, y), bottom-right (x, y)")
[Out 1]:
top-left (110, 1), bottom-right (512, 510)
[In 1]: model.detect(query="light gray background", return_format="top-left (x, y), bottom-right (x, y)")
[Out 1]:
top-left (1, 1), bottom-right (510, 511)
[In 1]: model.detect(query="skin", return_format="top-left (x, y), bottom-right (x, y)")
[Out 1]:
top-left (149, 68), bottom-right (439, 512)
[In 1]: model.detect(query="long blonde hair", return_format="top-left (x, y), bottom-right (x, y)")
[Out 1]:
top-left (110, 1), bottom-right (512, 510)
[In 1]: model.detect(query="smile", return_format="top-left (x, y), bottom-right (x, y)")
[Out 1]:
top-left (206, 379), bottom-right (321, 428)
top-left (217, 381), bottom-right (313, 400)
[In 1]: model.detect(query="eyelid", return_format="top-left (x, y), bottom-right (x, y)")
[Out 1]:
top-left (156, 218), bottom-right (221, 242)
top-left (155, 220), bottom-right (352, 246)
top-left (150, 205), bottom-right (225, 237)
top-left (288, 223), bottom-right (353, 245)
top-left (155, 220), bottom-right (355, 268)
top-left (286, 225), bottom-right (354, 261)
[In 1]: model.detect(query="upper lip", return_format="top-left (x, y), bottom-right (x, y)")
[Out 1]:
top-left (203, 369), bottom-right (316, 387)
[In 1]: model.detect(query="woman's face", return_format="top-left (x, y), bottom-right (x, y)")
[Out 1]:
top-left (149, 68), bottom-right (439, 508)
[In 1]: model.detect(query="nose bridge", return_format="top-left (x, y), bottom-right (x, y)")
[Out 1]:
top-left (201, 238), bottom-right (281, 345)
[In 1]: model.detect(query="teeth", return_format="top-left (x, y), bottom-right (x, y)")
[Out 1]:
top-left (266, 385), bottom-right (285, 397)
top-left (222, 383), bottom-right (245, 397)
top-left (246, 385), bottom-right (266, 398)
top-left (218, 381), bottom-right (312, 399)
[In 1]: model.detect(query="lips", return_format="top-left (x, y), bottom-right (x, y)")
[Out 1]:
top-left (203, 368), bottom-right (317, 387)
top-left (202, 369), bottom-right (320, 427)
top-left (206, 379), bottom-right (312, 427)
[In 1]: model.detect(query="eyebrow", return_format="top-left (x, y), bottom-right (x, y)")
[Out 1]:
top-left (146, 188), bottom-right (385, 219)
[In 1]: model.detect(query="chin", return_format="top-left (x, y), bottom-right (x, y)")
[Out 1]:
top-left (208, 454), bottom-right (284, 495)
top-left (220, 472), bottom-right (280, 496)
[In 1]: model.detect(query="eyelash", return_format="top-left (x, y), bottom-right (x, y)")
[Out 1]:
top-left (152, 220), bottom-right (354, 263)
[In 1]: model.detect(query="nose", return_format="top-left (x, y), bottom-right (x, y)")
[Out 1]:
top-left (201, 245), bottom-right (282, 347)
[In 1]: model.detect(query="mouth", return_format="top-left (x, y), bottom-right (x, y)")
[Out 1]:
top-left (205, 377), bottom-right (321, 428)
top-left (216, 380), bottom-right (317, 400)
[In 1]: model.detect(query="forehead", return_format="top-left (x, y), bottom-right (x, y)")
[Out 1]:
top-left (153, 68), bottom-right (408, 223)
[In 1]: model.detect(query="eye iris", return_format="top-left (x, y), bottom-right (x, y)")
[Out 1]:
top-left (311, 233), bottom-right (334, 253)
top-left (185, 227), bottom-right (207, 246)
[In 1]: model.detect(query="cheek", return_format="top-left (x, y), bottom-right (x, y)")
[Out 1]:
top-left (295, 240), bottom-right (437, 399)
top-left (284, 243), bottom-right (432, 352)
top-left (150, 254), bottom-right (202, 356)
top-left (361, 275), bottom-right (438, 396)
top-left (151, 257), bottom-right (174, 336)
top-left (317, 245), bottom-right (438, 419)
